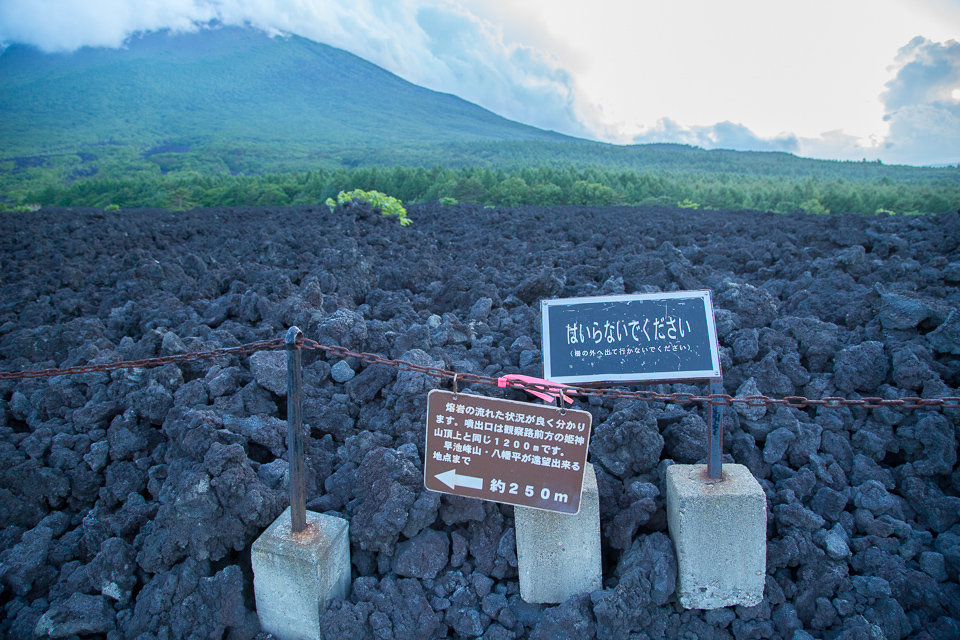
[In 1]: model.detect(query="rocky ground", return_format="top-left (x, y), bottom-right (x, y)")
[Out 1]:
top-left (0, 202), bottom-right (959, 640)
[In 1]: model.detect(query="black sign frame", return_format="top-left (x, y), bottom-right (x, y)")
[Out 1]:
top-left (541, 291), bottom-right (721, 384)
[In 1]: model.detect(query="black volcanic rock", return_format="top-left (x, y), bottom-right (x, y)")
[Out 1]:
top-left (1, 204), bottom-right (959, 639)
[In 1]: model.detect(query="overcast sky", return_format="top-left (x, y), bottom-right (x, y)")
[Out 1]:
top-left (2, 0), bottom-right (959, 166)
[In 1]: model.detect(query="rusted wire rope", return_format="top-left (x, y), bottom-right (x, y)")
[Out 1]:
top-left (1, 335), bottom-right (957, 411)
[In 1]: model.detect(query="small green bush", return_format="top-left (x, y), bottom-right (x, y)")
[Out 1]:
top-left (325, 189), bottom-right (411, 226)
top-left (105, 204), bottom-right (121, 211)
top-left (800, 198), bottom-right (830, 215)
top-left (439, 196), bottom-right (458, 206)
top-left (0, 203), bottom-right (41, 213)
top-left (677, 198), bottom-right (700, 209)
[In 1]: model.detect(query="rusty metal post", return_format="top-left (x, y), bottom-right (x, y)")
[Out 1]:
top-left (706, 378), bottom-right (724, 479)
top-left (285, 326), bottom-right (306, 532)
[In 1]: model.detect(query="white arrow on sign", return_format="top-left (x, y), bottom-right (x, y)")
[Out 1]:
top-left (435, 469), bottom-right (484, 491)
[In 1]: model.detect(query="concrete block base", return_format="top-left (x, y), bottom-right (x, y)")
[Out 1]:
top-left (516, 463), bottom-right (602, 603)
top-left (666, 464), bottom-right (766, 609)
top-left (252, 507), bottom-right (351, 640)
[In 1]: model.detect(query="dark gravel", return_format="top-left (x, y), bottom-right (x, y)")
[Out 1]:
top-left (1, 202), bottom-right (959, 640)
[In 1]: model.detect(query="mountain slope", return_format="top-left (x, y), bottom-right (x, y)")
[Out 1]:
top-left (0, 26), bottom-right (573, 157)
top-left (2, 25), bottom-right (958, 204)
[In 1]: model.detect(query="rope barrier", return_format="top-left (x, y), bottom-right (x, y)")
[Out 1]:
top-left (0, 338), bottom-right (284, 380)
top-left (1, 334), bottom-right (958, 411)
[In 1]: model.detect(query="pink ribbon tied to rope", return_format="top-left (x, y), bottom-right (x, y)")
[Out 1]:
top-left (497, 374), bottom-right (574, 405)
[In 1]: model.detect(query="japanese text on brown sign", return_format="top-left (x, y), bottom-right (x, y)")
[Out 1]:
top-left (424, 390), bottom-right (593, 514)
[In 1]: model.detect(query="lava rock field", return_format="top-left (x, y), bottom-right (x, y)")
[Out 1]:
top-left (1, 203), bottom-right (959, 640)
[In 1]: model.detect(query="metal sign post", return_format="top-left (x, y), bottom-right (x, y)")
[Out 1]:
top-left (285, 326), bottom-right (307, 532)
top-left (706, 378), bottom-right (724, 480)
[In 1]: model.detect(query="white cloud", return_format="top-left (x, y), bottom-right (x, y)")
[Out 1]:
top-left (625, 34), bottom-right (960, 166)
top-left (796, 131), bottom-right (883, 164)
top-left (882, 104), bottom-right (960, 165)
top-left (628, 119), bottom-right (895, 164)
top-left (883, 37), bottom-right (960, 110)
top-left (877, 37), bottom-right (960, 165)
top-left (631, 119), bottom-right (799, 154)
top-left (409, 3), bottom-right (592, 137)
top-left (0, 0), bottom-right (216, 51)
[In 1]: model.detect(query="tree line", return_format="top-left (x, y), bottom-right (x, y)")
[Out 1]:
top-left (7, 164), bottom-right (959, 215)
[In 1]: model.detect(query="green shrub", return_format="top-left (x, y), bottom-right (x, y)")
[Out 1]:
top-left (325, 189), bottom-right (411, 226)
top-left (677, 198), bottom-right (700, 209)
top-left (440, 196), bottom-right (458, 206)
top-left (105, 204), bottom-right (121, 211)
top-left (800, 198), bottom-right (830, 215)
top-left (0, 203), bottom-right (41, 213)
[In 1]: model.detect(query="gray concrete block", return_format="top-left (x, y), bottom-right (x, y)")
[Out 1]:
top-left (666, 464), bottom-right (766, 609)
top-left (516, 462), bottom-right (602, 603)
top-left (252, 507), bottom-right (350, 640)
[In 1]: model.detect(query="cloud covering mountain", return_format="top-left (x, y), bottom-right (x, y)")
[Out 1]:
top-left (0, 0), bottom-right (595, 140)
top-left (1, 0), bottom-right (957, 165)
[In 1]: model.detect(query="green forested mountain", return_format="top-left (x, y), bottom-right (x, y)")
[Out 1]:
top-left (1, 25), bottom-right (578, 186)
top-left (1, 26), bottom-right (575, 153)
top-left (1, 25), bottom-right (958, 213)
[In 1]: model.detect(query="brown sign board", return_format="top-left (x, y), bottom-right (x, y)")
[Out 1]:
top-left (424, 389), bottom-right (593, 514)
